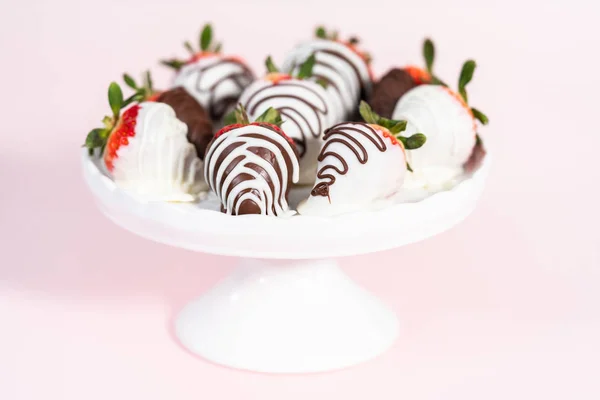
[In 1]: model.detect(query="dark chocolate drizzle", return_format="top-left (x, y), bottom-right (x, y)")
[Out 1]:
top-left (179, 57), bottom-right (254, 121)
top-left (311, 122), bottom-right (386, 198)
top-left (243, 81), bottom-right (329, 158)
top-left (320, 49), bottom-right (371, 98)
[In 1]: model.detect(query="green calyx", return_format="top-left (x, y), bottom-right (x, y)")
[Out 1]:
top-left (224, 104), bottom-right (284, 127)
top-left (84, 82), bottom-right (126, 155)
top-left (423, 38), bottom-right (434, 74)
top-left (233, 104), bottom-right (250, 125)
top-left (296, 54), bottom-right (316, 79)
top-left (359, 101), bottom-right (426, 148)
top-left (315, 26), bottom-right (339, 40)
top-left (359, 101), bottom-right (426, 172)
top-left (456, 59), bottom-right (490, 126)
top-left (161, 23), bottom-right (222, 71)
top-left (122, 70), bottom-right (156, 105)
top-left (255, 107), bottom-right (284, 126)
top-left (265, 56), bottom-right (279, 73)
top-left (418, 39), bottom-right (489, 126)
top-left (264, 54), bottom-right (319, 82)
top-left (458, 59), bottom-right (476, 103)
top-left (421, 38), bottom-right (447, 87)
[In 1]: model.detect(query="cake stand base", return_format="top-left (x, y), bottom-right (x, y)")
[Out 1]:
top-left (175, 258), bottom-right (399, 374)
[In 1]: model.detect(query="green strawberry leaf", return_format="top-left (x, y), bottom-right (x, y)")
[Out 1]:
top-left (471, 107), bottom-right (489, 125)
top-left (200, 24), bottom-right (212, 51)
top-left (265, 56), bottom-right (279, 73)
top-left (316, 78), bottom-right (329, 89)
top-left (404, 133), bottom-right (427, 149)
top-left (161, 59), bottom-right (185, 71)
top-left (458, 60), bottom-right (476, 103)
top-left (123, 74), bottom-right (137, 90)
top-left (296, 54), bottom-right (316, 80)
top-left (423, 38), bottom-right (434, 74)
top-left (223, 110), bottom-right (237, 126)
top-left (358, 101), bottom-right (379, 125)
top-left (315, 26), bottom-right (327, 39)
top-left (255, 107), bottom-right (284, 127)
top-left (144, 70), bottom-right (153, 92)
top-left (184, 41), bottom-right (195, 55)
top-left (388, 120), bottom-right (407, 134)
top-left (234, 104), bottom-right (250, 125)
top-left (406, 162), bottom-right (413, 172)
top-left (213, 42), bottom-right (222, 53)
top-left (85, 128), bottom-right (104, 149)
top-left (108, 82), bottom-right (123, 119)
top-left (430, 75), bottom-right (448, 87)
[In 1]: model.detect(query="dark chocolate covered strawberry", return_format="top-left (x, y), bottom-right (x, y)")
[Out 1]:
top-left (371, 39), bottom-right (443, 118)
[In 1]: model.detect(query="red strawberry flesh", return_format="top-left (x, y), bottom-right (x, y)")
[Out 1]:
top-left (104, 105), bottom-right (140, 172)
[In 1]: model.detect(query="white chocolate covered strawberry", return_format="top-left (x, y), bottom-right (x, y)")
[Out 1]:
top-left (238, 56), bottom-right (338, 185)
top-left (162, 24), bottom-right (255, 123)
top-left (298, 102), bottom-right (426, 217)
top-left (282, 27), bottom-right (373, 120)
top-left (84, 83), bottom-right (204, 201)
top-left (392, 60), bottom-right (489, 190)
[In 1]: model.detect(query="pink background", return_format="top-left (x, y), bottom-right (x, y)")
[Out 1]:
top-left (1, 0), bottom-right (599, 398)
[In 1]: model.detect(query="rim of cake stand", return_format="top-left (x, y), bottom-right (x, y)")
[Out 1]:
top-left (82, 151), bottom-right (490, 259)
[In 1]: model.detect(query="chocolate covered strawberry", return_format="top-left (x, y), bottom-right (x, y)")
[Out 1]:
top-left (391, 59), bottom-right (489, 189)
top-left (298, 101), bottom-right (426, 217)
top-left (237, 55), bottom-right (339, 185)
top-left (84, 82), bottom-right (205, 201)
top-left (204, 105), bottom-right (300, 217)
top-left (161, 24), bottom-right (254, 123)
top-left (282, 26), bottom-right (374, 120)
top-left (371, 39), bottom-right (446, 118)
top-left (122, 71), bottom-right (214, 159)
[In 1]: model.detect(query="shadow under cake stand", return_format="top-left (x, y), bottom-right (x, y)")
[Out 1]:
top-left (82, 152), bottom-right (490, 374)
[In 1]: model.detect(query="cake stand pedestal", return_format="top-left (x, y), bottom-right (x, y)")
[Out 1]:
top-left (82, 152), bottom-right (490, 374)
top-left (177, 258), bottom-right (398, 373)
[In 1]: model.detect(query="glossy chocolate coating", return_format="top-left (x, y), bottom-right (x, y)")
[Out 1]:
top-left (158, 87), bottom-right (213, 159)
top-left (369, 68), bottom-right (418, 119)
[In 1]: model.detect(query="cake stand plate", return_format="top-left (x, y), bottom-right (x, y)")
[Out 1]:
top-left (82, 152), bottom-right (490, 373)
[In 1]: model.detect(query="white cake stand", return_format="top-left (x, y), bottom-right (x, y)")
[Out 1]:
top-left (82, 151), bottom-right (490, 374)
